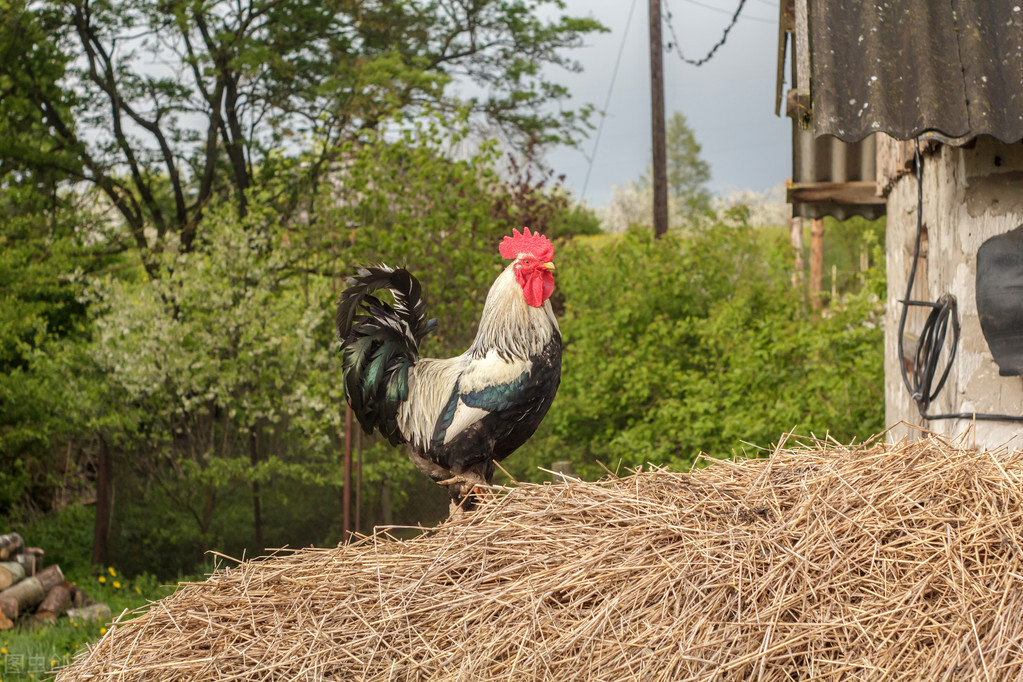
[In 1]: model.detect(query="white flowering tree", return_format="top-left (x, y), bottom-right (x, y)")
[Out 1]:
top-left (88, 188), bottom-right (341, 559)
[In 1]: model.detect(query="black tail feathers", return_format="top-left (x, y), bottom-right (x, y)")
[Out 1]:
top-left (336, 266), bottom-right (436, 445)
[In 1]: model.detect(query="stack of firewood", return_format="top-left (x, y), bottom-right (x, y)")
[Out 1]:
top-left (0, 532), bottom-right (106, 629)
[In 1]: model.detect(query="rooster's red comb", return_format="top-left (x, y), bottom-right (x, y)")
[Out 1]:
top-left (499, 227), bottom-right (554, 262)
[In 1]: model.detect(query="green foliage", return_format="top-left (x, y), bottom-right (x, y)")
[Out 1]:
top-left (0, 172), bottom-right (115, 514)
top-left (506, 222), bottom-right (885, 481)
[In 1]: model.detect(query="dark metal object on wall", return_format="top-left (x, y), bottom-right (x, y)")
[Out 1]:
top-left (976, 225), bottom-right (1023, 377)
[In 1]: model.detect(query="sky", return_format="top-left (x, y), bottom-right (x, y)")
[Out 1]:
top-left (543, 0), bottom-right (791, 208)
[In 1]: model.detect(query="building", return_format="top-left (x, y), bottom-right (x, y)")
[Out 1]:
top-left (778, 0), bottom-right (1023, 447)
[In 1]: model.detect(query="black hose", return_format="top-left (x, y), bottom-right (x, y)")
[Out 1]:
top-left (896, 140), bottom-right (1023, 422)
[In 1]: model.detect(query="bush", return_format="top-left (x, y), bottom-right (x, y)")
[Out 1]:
top-left (505, 222), bottom-right (885, 481)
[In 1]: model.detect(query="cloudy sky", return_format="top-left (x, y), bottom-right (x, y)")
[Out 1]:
top-left (543, 0), bottom-right (791, 208)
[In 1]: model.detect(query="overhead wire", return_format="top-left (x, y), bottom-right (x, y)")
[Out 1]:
top-left (676, 0), bottom-right (773, 24)
top-left (663, 0), bottom-right (754, 67)
top-left (581, 0), bottom-right (640, 199)
top-left (583, 0), bottom-right (762, 198)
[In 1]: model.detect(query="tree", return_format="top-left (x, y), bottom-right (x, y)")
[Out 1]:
top-left (664, 111), bottom-right (710, 212)
top-left (603, 111), bottom-right (711, 232)
top-left (0, 0), bottom-right (604, 267)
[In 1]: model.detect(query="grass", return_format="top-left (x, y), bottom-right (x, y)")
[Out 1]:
top-left (0, 567), bottom-right (187, 681)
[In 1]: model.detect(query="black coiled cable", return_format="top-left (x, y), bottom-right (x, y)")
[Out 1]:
top-left (897, 139), bottom-right (1023, 422)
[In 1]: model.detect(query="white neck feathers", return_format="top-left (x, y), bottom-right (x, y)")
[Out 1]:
top-left (467, 264), bottom-right (559, 360)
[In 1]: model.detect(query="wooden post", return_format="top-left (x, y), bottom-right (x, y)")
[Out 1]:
top-left (809, 218), bottom-right (825, 311)
top-left (249, 429), bottom-right (263, 551)
top-left (551, 461), bottom-right (575, 484)
top-left (649, 0), bottom-right (668, 237)
top-left (380, 476), bottom-right (393, 527)
top-left (355, 428), bottom-right (363, 534)
top-left (343, 406), bottom-right (353, 540)
top-left (790, 214), bottom-right (805, 286)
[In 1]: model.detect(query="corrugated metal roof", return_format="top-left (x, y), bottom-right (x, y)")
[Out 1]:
top-left (811, 0), bottom-right (1023, 144)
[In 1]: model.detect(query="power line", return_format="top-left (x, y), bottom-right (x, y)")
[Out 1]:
top-left (677, 0), bottom-right (771, 24)
top-left (662, 0), bottom-right (752, 67)
top-left (581, 0), bottom-right (640, 200)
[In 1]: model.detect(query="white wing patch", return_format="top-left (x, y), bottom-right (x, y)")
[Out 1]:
top-left (459, 349), bottom-right (530, 393)
top-left (443, 401), bottom-right (490, 445)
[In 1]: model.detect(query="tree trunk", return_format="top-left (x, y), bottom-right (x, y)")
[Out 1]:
top-left (0, 561), bottom-right (25, 590)
top-left (0, 532), bottom-right (23, 560)
top-left (92, 435), bottom-right (114, 566)
top-left (0, 565), bottom-right (63, 615)
top-left (809, 217), bottom-right (825, 311)
top-left (34, 584), bottom-right (71, 623)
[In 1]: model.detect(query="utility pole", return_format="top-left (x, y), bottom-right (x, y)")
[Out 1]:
top-left (649, 0), bottom-right (669, 237)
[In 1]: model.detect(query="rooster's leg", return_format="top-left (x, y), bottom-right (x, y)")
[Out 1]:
top-left (440, 472), bottom-right (486, 516)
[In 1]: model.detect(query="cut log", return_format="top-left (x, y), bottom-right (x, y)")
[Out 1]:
top-left (0, 564), bottom-right (63, 614)
top-left (14, 551), bottom-right (37, 576)
top-left (0, 532), bottom-right (23, 560)
top-left (66, 602), bottom-right (111, 624)
top-left (14, 547), bottom-right (44, 577)
top-left (69, 583), bottom-right (93, 608)
top-left (0, 561), bottom-right (26, 589)
top-left (33, 584), bottom-right (72, 624)
top-left (0, 595), bottom-right (17, 619)
top-left (0, 611), bottom-right (12, 630)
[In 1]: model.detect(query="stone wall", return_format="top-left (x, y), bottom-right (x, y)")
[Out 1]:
top-left (882, 135), bottom-right (1023, 448)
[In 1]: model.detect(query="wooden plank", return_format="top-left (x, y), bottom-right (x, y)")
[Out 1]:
top-left (787, 181), bottom-right (885, 205)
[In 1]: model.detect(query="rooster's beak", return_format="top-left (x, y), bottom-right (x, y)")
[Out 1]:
top-left (543, 262), bottom-right (556, 271)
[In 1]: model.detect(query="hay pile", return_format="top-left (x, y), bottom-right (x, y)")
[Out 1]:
top-left (59, 435), bottom-right (1023, 680)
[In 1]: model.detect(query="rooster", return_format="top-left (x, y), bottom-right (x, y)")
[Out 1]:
top-left (336, 228), bottom-right (561, 513)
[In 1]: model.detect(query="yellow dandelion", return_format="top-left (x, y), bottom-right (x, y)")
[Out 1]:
top-left (135, 586), bottom-right (141, 594)
top-left (1, 646), bottom-right (7, 654)
top-left (100, 627), bottom-right (107, 635)
top-left (113, 581), bottom-right (121, 589)
top-left (51, 659), bottom-right (57, 666)
top-left (107, 567), bottom-right (116, 577)
top-left (98, 576), bottom-right (106, 584)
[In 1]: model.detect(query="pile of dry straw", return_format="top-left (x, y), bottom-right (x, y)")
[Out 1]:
top-left (60, 434), bottom-right (1023, 680)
